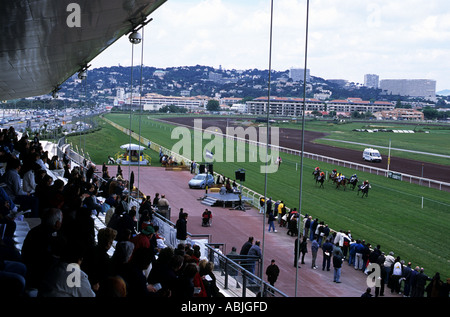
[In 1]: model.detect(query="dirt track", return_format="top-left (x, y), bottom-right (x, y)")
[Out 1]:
top-left (160, 116), bottom-right (450, 184)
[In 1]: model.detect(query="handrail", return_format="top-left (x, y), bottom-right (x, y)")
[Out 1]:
top-left (203, 243), bottom-right (289, 297)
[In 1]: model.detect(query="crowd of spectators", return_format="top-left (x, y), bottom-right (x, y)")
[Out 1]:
top-left (257, 194), bottom-right (449, 297)
top-left (0, 127), bottom-right (223, 298)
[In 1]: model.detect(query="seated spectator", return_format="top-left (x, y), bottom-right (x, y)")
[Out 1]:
top-left (82, 227), bottom-right (117, 294)
top-left (130, 224), bottom-right (155, 255)
top-left (108, 204), bottom-right (136, 240)
top-left (34, 173), bottom-right (54, 211)
top-left (38, 241), bottom-right (95, 297)
top-left (0, 259), bottom-right (27, 296)
top-left (117, 247), bottom-right (157, 297)
top-left (96, 276), bottom-right (127, 297)
top-left (202, 209), bottom-right (212, 227)
top-left (148, 251), bottom-right (183, 295)
top-left (83, 183), bottom-right (102, 216)
top-left (199, 259), bottom-right (223, 297)
top-left (0, 187), bottom-right (18, 246)
top-left (111, 240), bottom-right (135, 276)
top-left (21, 208), bottom-right (64, 289)
top-left (48, 179), bottom-right (65, 209)
top-left (22, 162), bottom-right (41, 194)
top-left (153, 225), bottom-right (167, 251)
top-left (2, 158), bottom-right (39, 217)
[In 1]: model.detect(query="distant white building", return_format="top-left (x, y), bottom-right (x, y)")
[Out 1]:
top-left (116, 87), bottom-right (125, 99)
top-left (380, 79), bottom-right (436, 101)
top-left (364, 74), bottom-right (379, 89)
top-left (373, 108), bottom-right (424, 121)
top-left (220, 97), bottom-right (243, 106)
top-left (327, 98), bottom-right (394, 114)
top-left (230, 103), bottom-right (247, 113)
top-left (246, 96), bottom-right (324, 116)
top-left (131, 93), bottom-right (209, 111)
top-left (289, 68), bottom-right (311, 82)
top-left (246, 96), bottom-right (394, 117)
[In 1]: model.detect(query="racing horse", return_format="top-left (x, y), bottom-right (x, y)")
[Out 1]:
top-left (348, 175), bottom-right (359, 190)
top-left (328, 170), bottom-right (338, 183)
top-left (334, 176), bottom-right (348, 190)
top-left (315, 172), bottom-right (325, 188)
top-left (312, 168), bottom-right (321, 179)
top-left (357, 183), bottom-right (371, 198)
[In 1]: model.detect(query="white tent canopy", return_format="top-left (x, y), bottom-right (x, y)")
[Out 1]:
top-left (120, 143), bottom-right (146, 151)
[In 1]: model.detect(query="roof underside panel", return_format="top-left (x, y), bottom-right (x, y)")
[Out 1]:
top-left (0, 0), bottom-right (167, 100)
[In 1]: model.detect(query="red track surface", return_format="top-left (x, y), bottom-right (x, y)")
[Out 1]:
top-left (110, 165), bottom-right (399, 297)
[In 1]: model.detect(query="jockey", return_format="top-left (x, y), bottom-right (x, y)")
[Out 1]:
top-left (361, 180), bottom-right (370, 189)
top-left (350, 174), bottom-right (357, 182)
top-left (313, 167), bottom-right (320, 176)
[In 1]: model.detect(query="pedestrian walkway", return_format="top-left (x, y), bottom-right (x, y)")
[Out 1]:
top-left (109, 165), bottom-right (399, 297)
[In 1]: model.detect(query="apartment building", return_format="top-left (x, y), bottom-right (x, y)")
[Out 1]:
top-left (379, 79), bottom-right (436, 101)
top-left (373, 108), bottom-right (425, 120)
top-left (246, 96), bottom-right (325, 116)
top-left (131, 93), bottom-right (209, 111)
top-left (247, 97), bottom-right (394, 116)
top-left (327, 98), bottom-right (394, 114)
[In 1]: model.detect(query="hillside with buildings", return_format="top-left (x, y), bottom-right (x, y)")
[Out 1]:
top-left (5, 65), bottom-right (450, 120)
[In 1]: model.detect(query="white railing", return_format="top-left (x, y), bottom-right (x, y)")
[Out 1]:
top-left (153, 118), bottom-right (450, 192)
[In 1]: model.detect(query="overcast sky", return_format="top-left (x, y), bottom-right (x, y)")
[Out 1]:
top-left (91, 0), bottom-right (450, 91)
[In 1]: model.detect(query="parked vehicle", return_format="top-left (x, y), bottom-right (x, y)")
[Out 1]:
top-left (188, 173), bottom-right (215, 189)
top-left (363, 148), bottom-right (382, 162)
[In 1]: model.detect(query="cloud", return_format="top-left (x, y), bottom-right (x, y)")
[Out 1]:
top-left (91, 0), bottom-right (450, 90)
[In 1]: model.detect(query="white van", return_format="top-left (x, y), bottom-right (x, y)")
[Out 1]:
top-left (363, 148), bottom-right (382, 162)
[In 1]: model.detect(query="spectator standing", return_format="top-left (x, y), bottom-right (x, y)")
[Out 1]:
top-left (267, 210), bottom-right (276, 233)
top-left (333, 249), bottom-right (343, 283)
top-left (412, 268), bottom-right (431, 297)
top-left (390, 257), bottom-right (403, 294)
top-left (247, 240), bottom-right (262, 276)
top-left (310, 235), bottom-right (319, 269)
top-left (239, 237), bottom-right (253, 256)
top-left (157, 194), bottom-right (169, 208)
top-left (354, 239), bottom-right (365, 270)
top-left (348, 239), bottom-right (356, 267)
top-left (175, 212), bottom-right (188, 244)
top-left (322, 239), bottom-right (333, 271)
top-left (225, 246), bottom-right (240, 287)
top-left (265, 259), bottom-right (280, 287)
top-left (259, 196), bottom-right (265, 214)
top-left (299, 236), bottom-right (308, 265)
top-left (383, 251), bottom-right (395, 286)
top-left (402, 262), bottom-right (413, 297)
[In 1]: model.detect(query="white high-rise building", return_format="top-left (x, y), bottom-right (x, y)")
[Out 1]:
top-left (364, 74), bottom-right (379, 89)
top-left (289, 68), bottom-right (311, 82)
top-left (379, 79), bottom-right (436, 101)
